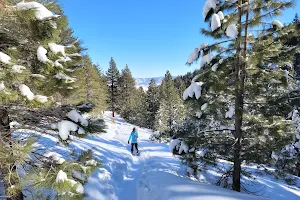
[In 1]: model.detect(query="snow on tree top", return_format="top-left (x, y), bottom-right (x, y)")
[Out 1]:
top-left (19, 84), bottom-right (35, 101)
top-left (13, 1), bottom-right (60, 21)
top-left (211, 14), bottom-right (221, 31)
top-left (0, 52), bottom-right (11, 64)
top-left (217, 11), bottom-right (224, 20)
top-left (226, 24), bottom-right (238, 39)
top-left (11, 65), bottom-right (26, 73)
top-left (272, 20), bottom-right (283, 29)
top-left (67, 110), bottom-right (89, 127)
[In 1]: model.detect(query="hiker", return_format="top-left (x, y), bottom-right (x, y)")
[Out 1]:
top-left (128, 127), bottom-right (139, 154)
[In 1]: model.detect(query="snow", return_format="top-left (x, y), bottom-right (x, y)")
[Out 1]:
top-left (44, 152), bottom-right (65, 164)
top-left (284, 70), bottom-right (289, 79)
top-left (211, 63), bottom-right (219, 72)
top-left (225, 105), bottom-right (235, 119)
top-left (169, 139), bottom-right (181, 152)
top-left (34, 95), bottom-right (48, 103)
top-left (272, 20), bottom-right (283, 29)
top-left (37, 46), bottom-right (51, 63)
top-left (187, 48), bottom-right (200, 64)
top-left (48, 43), bottom-right (66, 56)
top-left (183, 82), bottom-right (204, 100)
top-left (57, 120), bottom-right (78, 140)
top-left (196, 111), bottom-right (202, 118)
top-left (0, 81), bottom-right (5, 91)
top-left (19, 84), bottom-right (35, 101)
top-left (11, 65), bottom-right (26, 73)
top-left (67, 110), bottom-right (88, 127)
top-left (31, 74), bottom-right (46, 79)
top-left (14, 1), bottom-right (60, 21)
top-left (226, 24), bottom-right (238, 39)
top-left (12, 112), bottom-right (300, 200)
top-left (66, 53), bottom-right (82, 57)
top-left (217, 11), bottom-right (224, 20)
top-left (201, 103), bottom-right (208, 111)
top-left (86, 159), bottom-right (98, 166)
top-left (54, 60), bottom-right (63, 68)
top-left (54, 72), bottom-right (76, 83)
top-left (178, 141), bottom-right (189, 154)
top-left (200, 54), bottom-right (215, 68)
top-left (199, 43), bottom-right (208, 50)
top-left (56, 170), bottom-right (68, 182)
top-left (211, 14), bottom-right (221, 31)
top-left (0, 52), bottom-right (11, 64)
top-left (203, 0), bottom-right (218, 18)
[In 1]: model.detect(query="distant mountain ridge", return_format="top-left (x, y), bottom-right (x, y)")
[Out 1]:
top-left (135, 76), bottom-right (176, 90)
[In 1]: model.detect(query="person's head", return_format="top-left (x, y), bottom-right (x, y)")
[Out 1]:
top-left (133, 127), bottom-right (136, 132)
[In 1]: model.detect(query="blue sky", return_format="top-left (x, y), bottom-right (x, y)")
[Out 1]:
top-left (58, 0), bottom-right (300, 78)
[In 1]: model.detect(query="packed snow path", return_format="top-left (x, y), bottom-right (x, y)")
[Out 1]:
top-left (24, 112), bottom-right (300, 200)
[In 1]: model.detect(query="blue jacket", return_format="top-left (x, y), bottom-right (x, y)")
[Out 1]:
top-left (128, 131), bottom-right (138, 143)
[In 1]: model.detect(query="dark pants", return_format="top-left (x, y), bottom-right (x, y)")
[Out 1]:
top-left (131, 143), bottom-right (138, 153)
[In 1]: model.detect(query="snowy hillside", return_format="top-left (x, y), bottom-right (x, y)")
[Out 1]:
top-left (135, 76), bottom-right (176, 90)
top-left (15, 112), bottom-right (300, 200)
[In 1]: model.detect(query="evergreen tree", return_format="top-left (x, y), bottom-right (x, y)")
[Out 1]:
top-left (118, 64), bottom-right (136, 120)
top-left (145, 79), bottom-right (160, 129)
top-left (0, 1), bottom-right (104, 199)
top-left (106, 57), bottom-right (120, 117)
top-left (133, 87), bottom-right (148, 127)
top-left (155, 71), bottom-right (185, 136)
top-left (174, 77), bottom-right (186, 98)
top-left (178, 0), bottom-right (299, 192)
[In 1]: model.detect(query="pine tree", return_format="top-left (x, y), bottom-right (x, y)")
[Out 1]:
top-left (155, 71), bottom-right (185, 136)
top-left (174, 77), bottom-right (186, 98)
top-left (180, 0), bottom-right (298, 192)
top-left (133, 87), bottom-right (148, 127)
top-left (106, 57), bottom-right (120, 118)
top-left (0, 1), bottom-right (104, 199)
top-left (145, 79), bottom-right (160, 129)
top-left (118, 64), bottom-right (136, 120)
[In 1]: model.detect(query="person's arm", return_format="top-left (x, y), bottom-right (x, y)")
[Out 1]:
top-left (128, 132), bottom-right (132, 144)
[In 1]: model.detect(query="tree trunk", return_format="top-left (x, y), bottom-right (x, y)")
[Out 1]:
top-left (0, 108), bottom-right (23, 200)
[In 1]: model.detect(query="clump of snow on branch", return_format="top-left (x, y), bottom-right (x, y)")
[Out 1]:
top-left (187, 48), bottom-right (200, 64)
top-left (203, 0), bottom-right (218, 18)
top-left (34, 95), bottom-right (48, 103)
top-left (19, 84), bottom-right (35, 101)
top-left (225, 105), bottom-right (235, 119)
top-left (178, 141), bottom-right (189, 154)
top-left (211, 14), bottom-right (221, 31)
top-left (54, 72), bottom-right (76, 83)
top-left (0, 81), bottom-right (5, 91)
top-left (66, 53), bottom-right (82, 57)
top-left (169, 139), bottom-right (181, 153)
top-left (56, 170), bottom-right (68, 182)
top-left (196, 111), bottom-right (202, 118)
top-left (67, 110), bottom-right (89, 127)
top-left (183, 82), bottom-right (204, 100)
top-left (48, 43), bottom-right (66, 56)
top-left (217, 11), bottom-right (224, 20)
top-left (226, 24), bottom-right (238, 39)
top-left (14, 1), bottom-right (60, 21)
top-left (199, 43), bottom-right (208, 50)
top-left (57, 120), bottom-right (78, 140)
top-left (0, 52), bottom-right (11, 64)
top-left (200, 54), bottom-right (215, 68)
top-left (44, 152), bottom-right (65, 164)
top-left (86, 159), bottom-right (98, 166)
top-left (37, 46), bottom-right (52, 63)
top-left (272, 20), bottom-right (283, 29)
top-left (11, 65), bottom-right (26, 73)
top-left (31, 74), bottom-right (46, 79)
top-left (201, 103), bottom-right (208, 111)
